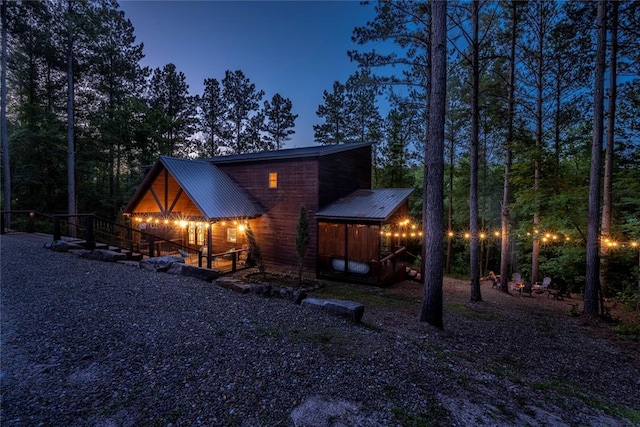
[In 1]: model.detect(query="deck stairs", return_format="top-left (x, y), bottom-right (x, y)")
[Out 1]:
top-left (67, 239), bottom-right (144, 261)
top-left (405, 266), bottom-right (421, 282)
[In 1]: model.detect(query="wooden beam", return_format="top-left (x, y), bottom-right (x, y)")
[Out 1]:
top-left (167, 188), bottom-right (183, 215)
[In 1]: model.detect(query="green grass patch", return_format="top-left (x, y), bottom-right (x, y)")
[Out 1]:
top-left (256, 325), bottom-right (284, 339)
top-left (292, 327), bottom-right (360, 358)
top-left (311, 281), bottom-right (420, 311)
top-left (611, 322), bottom-right (639, 340)
top-left (531, 380), bottom-right (640, 423)
top-left (392, 402), bottom-right (450, 427)
top-left (486, 355), bottom-right (526, 383)
top-left (445, 301), bottom-right (502, 321)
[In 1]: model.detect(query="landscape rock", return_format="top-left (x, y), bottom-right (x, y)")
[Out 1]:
top-left (77, 249), bottom-right (127, 262)
top-left (215, 277), bottom-right (250, 294)
top-left (301, 297), bottom-right (365, 322)
top-left (44, 240), bottom-right (72, 252)
top-left (291, 395), bottom-right (383, 427)
top-left (166, 263), bottom-right (219, 282)
top-left (139, 255), bottom-right (184, 272)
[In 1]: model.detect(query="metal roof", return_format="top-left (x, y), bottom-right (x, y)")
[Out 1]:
top-left (206, 142), bottom-right (372, 164)
top-left (315, 188), bottom-right (414, 222)
top-left (160, 156), bottom-right (263, 220)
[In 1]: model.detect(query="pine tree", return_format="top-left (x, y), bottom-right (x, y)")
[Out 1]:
top-left (584, 0), bottom-right (607, 316)
top-left (198, 78), bottom-right (227, 157)
top-left (313, 81), bottom-right (347, 144)
top-left (344, 69), bottom-right (382, 143)
top-left (147, 63), bottom-right (196, 157)
top-left (263, 93), bottom-right (297, 150)
top-left (1, 0), bottom-right (10, 220)
top-left (421, 0), bottom-right (447, 328)
top-left (88, 1), bottom-right (146, 216)
top-left (221, 69), bottom-right (264, 154)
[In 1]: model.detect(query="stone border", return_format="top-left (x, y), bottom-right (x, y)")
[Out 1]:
top-left (44, 243), bottom-right (364, 322)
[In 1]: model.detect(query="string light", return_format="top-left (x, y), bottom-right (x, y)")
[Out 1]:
top-left (127, 214), bottom-right (638, 249)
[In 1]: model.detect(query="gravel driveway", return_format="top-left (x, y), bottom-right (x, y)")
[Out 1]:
top-left (1, 234), bottom-right (639, 426)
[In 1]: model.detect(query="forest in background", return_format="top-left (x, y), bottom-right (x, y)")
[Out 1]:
top-left (1, 1), bottom-right (639, 306)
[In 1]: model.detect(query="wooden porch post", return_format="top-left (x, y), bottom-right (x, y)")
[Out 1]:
top-left (85, 215), bottom-right (95, 249)
top-left (344, 223), bottom-right (349, 274)
top-left (53, 215), bottom-right (61, 240)
top-left (206, 223), bottom-right (213, 269)
top-left (27, 211), bottom-right (35, 233)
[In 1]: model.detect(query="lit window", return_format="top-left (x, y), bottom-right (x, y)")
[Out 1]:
top-left (268, 172), bottom-right (278, 188)
top-left (188, 222), bottom-right (195, 244)
top-left (196, 224), bottom-right (205, 245)
top-left (227, 227), bottom-right (237, 243)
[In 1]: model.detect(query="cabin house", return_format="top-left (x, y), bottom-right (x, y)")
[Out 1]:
top-left (123, 142), bottom-right (414, 285)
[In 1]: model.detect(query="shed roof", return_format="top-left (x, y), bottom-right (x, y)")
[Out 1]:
top-left (315, 188), bottom-right (414, 222)
top-left (124, 156), bottom-right (263, 220)
top-left (207, 142), bottom-right (371, 164)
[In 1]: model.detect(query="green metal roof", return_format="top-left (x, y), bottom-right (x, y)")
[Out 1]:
top-left (160, 157), bottom-right (263, 219)
top-left (207, 142), bottom-right (372, 164)
top-left (315, 188), bottom-right (414, 222)
top-left (124, 156), bottom-right (263, 220)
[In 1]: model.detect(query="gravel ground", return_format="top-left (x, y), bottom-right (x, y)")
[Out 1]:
top-left (1, 233), bottom-right (639, 426)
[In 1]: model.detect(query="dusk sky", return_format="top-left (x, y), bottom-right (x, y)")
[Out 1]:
top-left (117, 1), bottom-right (381, 149)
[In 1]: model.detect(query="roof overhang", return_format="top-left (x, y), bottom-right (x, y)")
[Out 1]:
top-left (315, 188), bottom-right (414, 223)
top-left (124, 156), bottom-right (263, 220)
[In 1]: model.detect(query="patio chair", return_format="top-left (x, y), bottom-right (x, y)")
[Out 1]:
top-left (482, 271), bottom-right (499, 288)
top-left (533, 276), bottom-right (551, 293)
top-left (509, 273), bottom-right (524, 292)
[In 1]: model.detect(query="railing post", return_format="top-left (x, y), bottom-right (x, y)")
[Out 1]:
top-left (231, 251), bottom-right (237, 272)
top-left (206, 226), bottom-right (213, 269)
top-left (53, 215), bottom-right (61, 240)
top-left (85, 215), bottom-right (95, 249)
top-left (148, 234), bottom-right (155, 257)
top-left (27, 211), bottom-right (35, 233)
top-left (127, 227), bottom-right (133, 252)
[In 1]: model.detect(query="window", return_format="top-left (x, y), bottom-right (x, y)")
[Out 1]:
top-left (189, 222), bottom-right (205, 245)
top-left (188, 222), bottom-right (196, 244)
top-left (227, 227), bottom-right (237, 243)
top-left (196, 224), bottom-right (205, 245)
top-left (268, 172), bottom-right (278, 188)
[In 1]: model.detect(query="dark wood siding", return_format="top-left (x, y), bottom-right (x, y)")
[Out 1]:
top-left (217, 158), bottom-right (320, 271)
top-left (318, 145), bottom-right (371, 208)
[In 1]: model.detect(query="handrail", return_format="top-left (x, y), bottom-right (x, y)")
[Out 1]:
top-left (1, 210), bottom-right (248, 273)
top-left (1, 210), bottom-right (54, 234)
top-left (380, 246), bottom-right (406, 263)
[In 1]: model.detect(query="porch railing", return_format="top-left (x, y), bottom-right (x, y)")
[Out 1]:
top-left (375, 246), bottom-right (407, 283)
top-left (1, 211), bottom-right (246, 274)
top-left (318, 246), bottom-right (408, 285)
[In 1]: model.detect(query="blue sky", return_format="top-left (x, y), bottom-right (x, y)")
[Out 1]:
top-left (117, 0), bottom-right (379, 148)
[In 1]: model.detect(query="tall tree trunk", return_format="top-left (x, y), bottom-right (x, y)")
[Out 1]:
top-left (584, 0), bottom-right (607, 316)
top-left (1, 0), bottom-right (10, 226)
top-left (67, 0), bottom-right (77, 233)
top-left (446, 124), bottom-right (454, 275)
top-left (421, 0), bottom-right (446, 328)
top-left (420, 11), bottom-right (431, 286)
top-left (500, 1), bottom-right (518, 293)
top-left (531, 0), bottom-right (545, 287)
top-left (469, 0), bottom-right (482, 302)
top-left (600, 0), bottom-right (618, 300)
